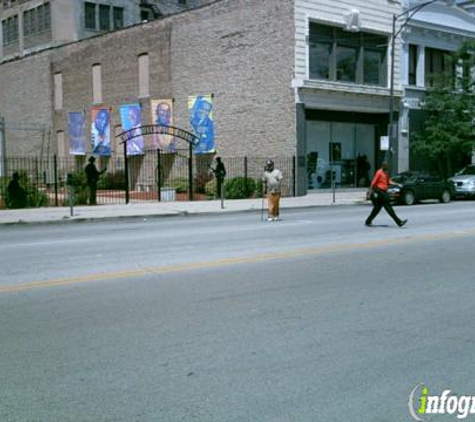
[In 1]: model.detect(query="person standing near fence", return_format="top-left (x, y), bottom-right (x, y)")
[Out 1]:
top-left (8, 172), bottom-right (27, 208)
top-left (85, 157), bottom-right (106, 206)
top-left (365, 161), bottom-right (407, 227)
top-left (209, 156), bottom-right (226, 199)
top-left (262, 159), bottom-right (283, 222)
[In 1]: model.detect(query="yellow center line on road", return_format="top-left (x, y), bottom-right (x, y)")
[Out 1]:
top-left (2, 228), bottom-right (474, 294)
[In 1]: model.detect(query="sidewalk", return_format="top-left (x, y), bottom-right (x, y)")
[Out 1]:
top-left (0, 189), bottom-right (368, 225)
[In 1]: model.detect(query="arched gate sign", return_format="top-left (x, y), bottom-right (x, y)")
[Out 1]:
top-left (117, 125), bottom-right (199, 147)
top-left (116, 124), bottom-right (200, 203)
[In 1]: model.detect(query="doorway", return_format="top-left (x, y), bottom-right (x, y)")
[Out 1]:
top-left (306, 121), bottom-right (376, 190)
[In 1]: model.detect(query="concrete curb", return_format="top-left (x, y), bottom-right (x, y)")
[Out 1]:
top-left (0, 198), bottom-right (370, 226)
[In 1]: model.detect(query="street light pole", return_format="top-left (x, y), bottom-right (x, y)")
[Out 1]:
top-left (387, 0), bottom-right (454, 165)
top-left (387, 13), bottom-right (398, 164)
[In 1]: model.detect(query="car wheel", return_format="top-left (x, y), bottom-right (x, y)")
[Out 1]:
top-left (440, 189), bottom-right (451, 203)
top-left (403, 190), bottom-right (416, 206)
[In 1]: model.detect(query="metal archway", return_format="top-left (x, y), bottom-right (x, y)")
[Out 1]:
top-left (116, 125), bottom-right (199, 203)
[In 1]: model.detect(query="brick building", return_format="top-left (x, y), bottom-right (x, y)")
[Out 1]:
top-left (1, 0), bottom-right (473, 196)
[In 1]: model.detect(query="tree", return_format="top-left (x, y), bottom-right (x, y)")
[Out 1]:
top-left (411, 41), bottom-right (475, 177)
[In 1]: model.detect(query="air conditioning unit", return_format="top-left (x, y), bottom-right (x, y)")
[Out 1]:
top-left (344, 9), bottom-right (360, 32)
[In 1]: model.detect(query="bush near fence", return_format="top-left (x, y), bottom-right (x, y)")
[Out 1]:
top-left (225, 177), bottom-right (256, 199)
top-left (0, 171), bottom-right (48, 209)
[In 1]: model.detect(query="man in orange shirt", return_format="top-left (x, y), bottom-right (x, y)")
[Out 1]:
top-left (365, 162), bottom-right (408, 227)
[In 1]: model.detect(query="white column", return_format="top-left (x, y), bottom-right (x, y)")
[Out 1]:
top-left (416, 45), bottom-right (425, 87)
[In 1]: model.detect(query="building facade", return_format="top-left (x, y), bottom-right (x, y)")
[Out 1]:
top-left (0, 0), bottom-right (205, 62)
top-left (295, 0), bottom-right (402, 191)
top-left (1, 0), bottom-right (474, 196)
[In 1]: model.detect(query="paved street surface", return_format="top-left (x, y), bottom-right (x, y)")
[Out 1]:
top-left (1, 201), bottom-right (475, 421)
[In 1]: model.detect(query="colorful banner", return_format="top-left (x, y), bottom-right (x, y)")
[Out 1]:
top-left (91, 107), bottom-right (111, 156)
top-left (120, 103), bottom-right (144, 156)
top-left (151, 99), bottom-right (176, 151)
top-left (188, 94), bottom-right (214, 154)
top-left (68, 111), bottom-right (86, 155)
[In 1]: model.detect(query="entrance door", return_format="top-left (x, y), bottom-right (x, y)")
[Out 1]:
top-left (306, 121), bottom-right (376, 190)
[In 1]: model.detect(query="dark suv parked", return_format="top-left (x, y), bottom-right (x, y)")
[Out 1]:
top-left (387, 172), bottom-right (454, 205)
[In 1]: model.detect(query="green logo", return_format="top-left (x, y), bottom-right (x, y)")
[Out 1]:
top-left (408, 384), bottom-right (475, 420)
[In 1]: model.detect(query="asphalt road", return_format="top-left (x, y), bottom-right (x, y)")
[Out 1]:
top-left (1, 201), bottom-right (475, 421)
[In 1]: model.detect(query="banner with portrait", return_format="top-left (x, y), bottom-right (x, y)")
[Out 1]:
top-left (91, 107), bottom-right (111, 156)
top-left (151, 99), bottom-right (176, 151)
top-left (120, 103), bottom-right (144, 156)
top-left (68, 111), bottom-right (86, 156)
top-left (188, 94), bottom-right (215, 154)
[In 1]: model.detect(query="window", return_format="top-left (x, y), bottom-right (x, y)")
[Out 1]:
top-left (44, 3), bottom-right (51, 30)
top-left (37, 4), bottom-right (44, 32)
top-left (99, 4), bottom-right (110, 31)
top-left (113, 7), bottom-right (124, 29)
top-left (2, 15), bottom-right (18, 45)
top-left (92, 63), bottom-right (102, 104)
top-left (86, 3), bottom-right (121, 31)
top-left (408, 44), bottom-right (418, 85)
top-left (54, 73), bottom-right (63, 111)
top-left (141, 9), bottom-right (152, 21)
top-left (138, 53), bottom-right (150, 98)
top-left (425, 47), bottom-right (453, 87)
top-left (23, 9), bottom-right (31, 36)
top-left (309, 25), bottom-right (332, 79)
top-left (178, 0), bottom-right (187, 4)
top-left (2, 20), bottom-right (7, 44)
top-left (308, 22), bottom-right (387, 87)
top-left (23, 3), bottom-right (50, 37)
top-left (85, 2), bottom-right (96, 29)
top-left (362, 33), bottom-right (386, 85)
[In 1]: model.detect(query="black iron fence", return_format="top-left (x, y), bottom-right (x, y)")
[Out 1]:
top-left (0, 153), bottom-right (296, 209)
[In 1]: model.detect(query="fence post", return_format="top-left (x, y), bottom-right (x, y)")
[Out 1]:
top-left (292, 155), bottom-right (296, 197)
top-left (124, 142), bottom-right (130, 204)
top-left (0, 117), bottom-right (5, 178)
top-left (54, 154), bottom-right (59, 207)
top-left (188, 143), bottom-right (193, 201)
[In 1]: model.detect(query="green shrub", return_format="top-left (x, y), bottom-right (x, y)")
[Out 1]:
top-left (67, 170), bottom-right (87, 188)
top-left (205, 179), bottom-right (216, 199)
top-left (168, 178), bottom-right (188, 193)
top-left (99, 170), bottom-right (126, 190)
top-left (194, 172), bottom-right (213, 194)
top-left (1, 171), bottom-right (48, 208)
top-left (64, 186), bottom-right (88, 206)
top-left (64, 170), bottom-right (88, 205)
top-left (255, 178), bottom-right (264, 197)
top-left (224, 177), bottom-right (256, 199)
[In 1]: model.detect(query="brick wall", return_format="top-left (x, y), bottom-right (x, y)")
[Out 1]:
top-left (1, 0), bottom-right (296, 164)
top-left (51, 0), bottom-right (295, 158)
top-left (0, 52), bottom-right (53, 156)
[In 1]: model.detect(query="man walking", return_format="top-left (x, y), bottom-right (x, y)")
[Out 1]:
top-left (365, 161), bottom-right (407, 227)
top-left (262, 159), bottom-right (283, 221)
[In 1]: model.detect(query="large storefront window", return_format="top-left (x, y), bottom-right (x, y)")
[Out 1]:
top-left (306, 121), bottom-right (377, 190)
top-left (309, 22), bottom-right (388, 86)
